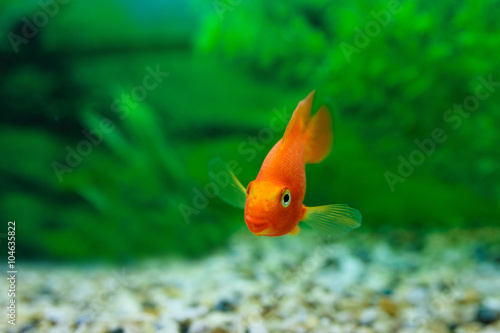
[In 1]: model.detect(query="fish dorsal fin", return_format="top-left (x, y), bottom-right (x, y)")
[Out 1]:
top-left (302, 105), bottom-right (333, 164)
top-left (208, 158), bottom-right (247, 209)
top-left (281, 90), bottom-right (315, 149)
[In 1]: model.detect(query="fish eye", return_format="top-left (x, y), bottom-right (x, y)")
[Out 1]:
top-left (281, 188), bottom-right (291, 208)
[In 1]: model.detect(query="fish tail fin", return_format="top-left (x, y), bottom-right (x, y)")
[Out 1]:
top-left (302, 105), bottom-right (333, 164)
top-left (301, 204), bottom-right (362, 237)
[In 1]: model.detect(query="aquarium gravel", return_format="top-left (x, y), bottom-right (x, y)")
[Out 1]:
top-left (3, 229), bottom-right (500, 333)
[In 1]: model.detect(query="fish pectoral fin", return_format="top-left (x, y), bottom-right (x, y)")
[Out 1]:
top-left (208, 158), bottom-right (247, 209)
top-left (302, 204), bottom-right (362, 237)
top-left (288, 225), bottom-right (301, 236)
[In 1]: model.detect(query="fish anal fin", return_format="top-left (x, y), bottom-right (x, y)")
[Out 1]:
top-left (302, 204), bottom-right (361, 237)
top-left (281, 90), bottom-right (315, 149)
top-left (303, 105), bottom-right (333, 164)
top-left (288, 225), bottom-right (301, 236)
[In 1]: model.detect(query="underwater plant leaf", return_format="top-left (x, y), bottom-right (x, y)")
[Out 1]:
top-left (208, 158), bottom-right (247, 209)
top-left (302, 204), bottom-right (362, 237)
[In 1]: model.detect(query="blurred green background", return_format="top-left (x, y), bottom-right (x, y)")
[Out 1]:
top-left (1, 0), bottom-right (499, 261)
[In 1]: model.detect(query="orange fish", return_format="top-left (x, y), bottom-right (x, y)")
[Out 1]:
top-left (210, 91), bottom-right (361, 237)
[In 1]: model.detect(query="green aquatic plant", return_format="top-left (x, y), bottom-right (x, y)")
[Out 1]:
top-left (0, 0), bottom-right (499, 261)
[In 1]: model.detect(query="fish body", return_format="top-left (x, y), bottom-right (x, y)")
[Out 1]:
top-left (245, 137), bottom-right (306, 236)
top-left (210, 91), bottom-right (361, 237)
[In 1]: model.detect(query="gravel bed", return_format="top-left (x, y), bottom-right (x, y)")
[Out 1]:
top-left (2, 229), bottom-right (500, 333)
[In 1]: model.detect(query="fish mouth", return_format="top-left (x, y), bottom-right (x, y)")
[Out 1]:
top-left (245, 215), bottom-right (270, 235)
